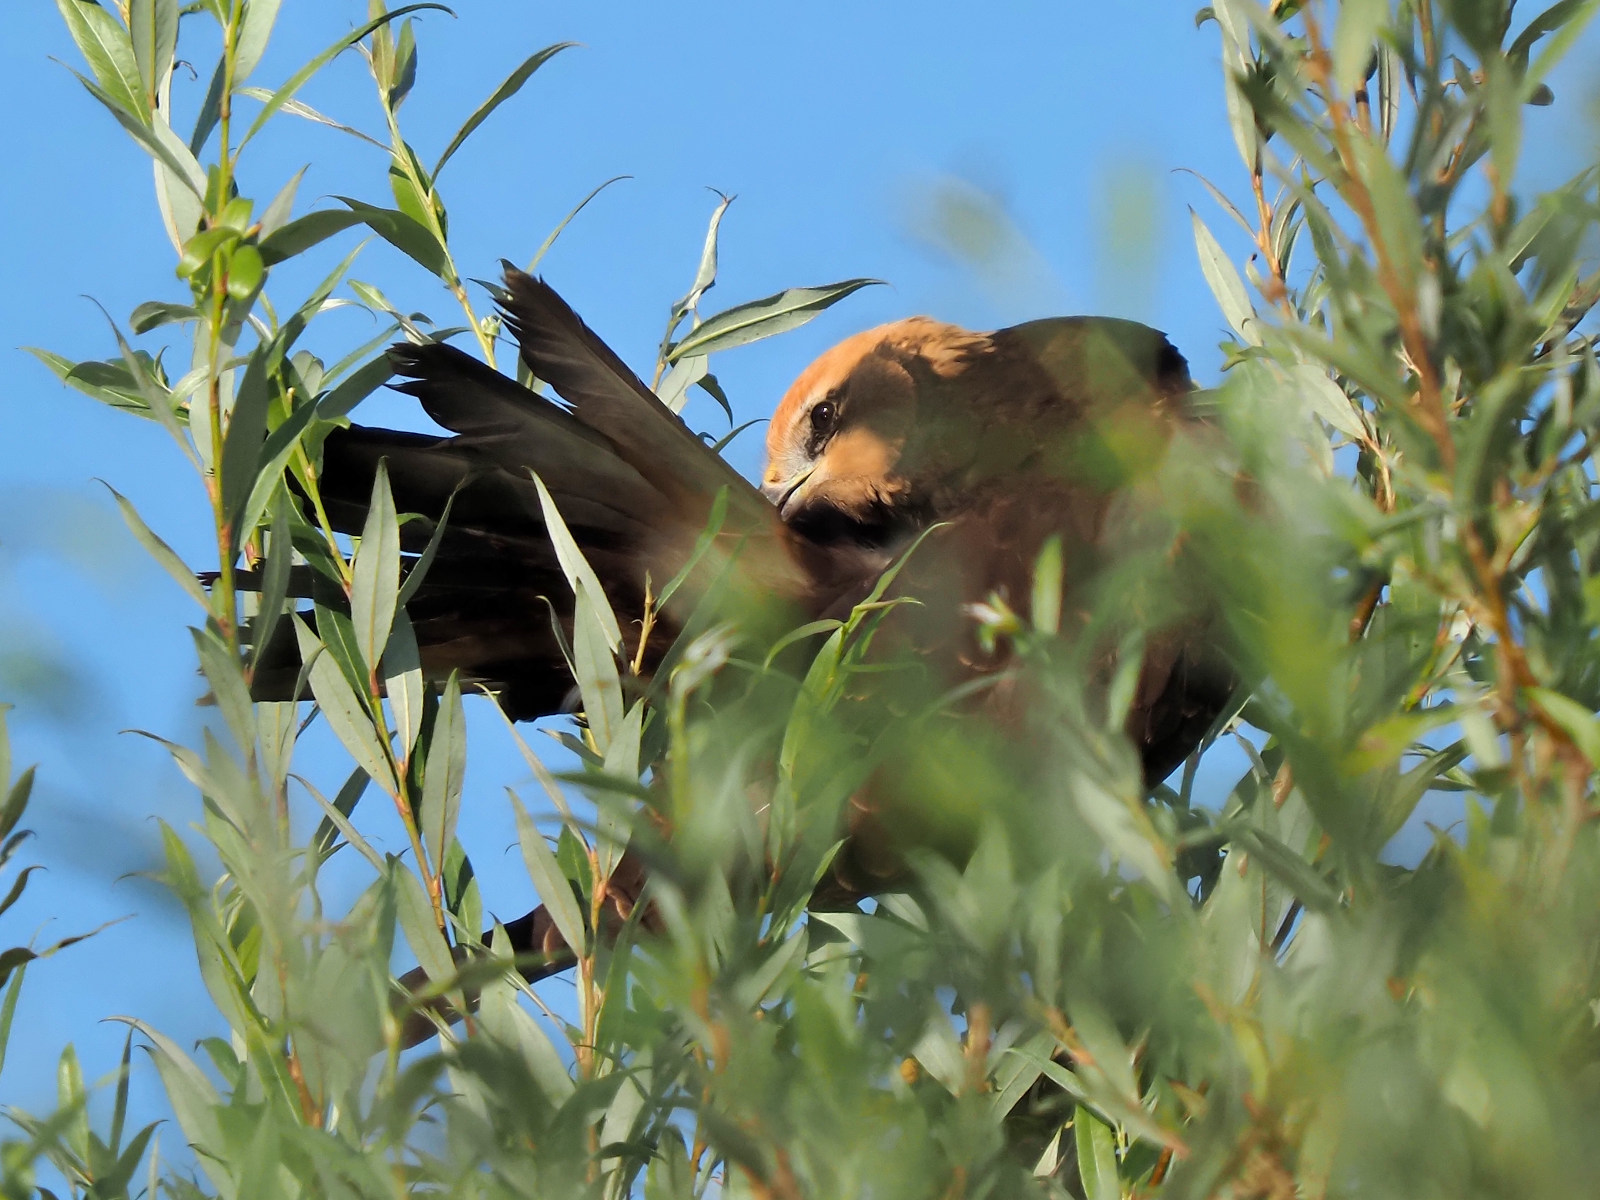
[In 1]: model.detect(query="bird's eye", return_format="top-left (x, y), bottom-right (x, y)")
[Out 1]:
top-left (809, 401), bottom-right (836, 434)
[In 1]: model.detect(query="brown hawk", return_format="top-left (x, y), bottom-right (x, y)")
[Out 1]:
top-left (257, 268), bottom-right (1234, 1024)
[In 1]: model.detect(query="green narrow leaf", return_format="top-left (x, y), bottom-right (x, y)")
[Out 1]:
top-left (109, 1026), bottom-right (134, 1155)
top-left (71, 68), bottom-right (204, 197)
top-left (27, 348), bottom-right (144, 414)
top-left (0, 949), bottom-right (36, 996)
top-left (1074, 1106), bottom-right (1121, 1200)
top-left (322, 321), bottom-right (404, 386)
top-left (257, 701), bottom-right (296, 798)
top-left (1522, 0), bottom-right (1600, 95)
top-left (1332, 0), bottom-right (1385, 94)
top-left (1174, 166), bottom-right (1252, 234)
top-left (510, 791), bottom-right (586, 956)
top-left (421, 672), bottom-right (465, 872)
top-left (333, 196), bottom-right (450, 279)
top-left (657, 354), bottom-right (708, 414)
top-left (103, 484), bottom-right (210, 610)
top-left (220, 348), bottom-right (276, 539)
top-left (596, 700), bottom-right (643, 881)
top-left (238, 3), bottom-right (454, 149)
top-left (1528, 687), bottom-right (1600, 765)
top-left (1290, 363), bottom-right (1367, 440)
top-left (312, 597), bottom-right (374, 695)
top-left (128, 0), bottom-right (177, 111)
top-left (1192, 208), bottom-right (1258, 344)
top-left (292, 616), bottom-right (396, 791)
top-left (237, 402), bottom-right (319, 539)
top-left (56, 0), bottom-right (147, 119)
top-left (129, 301), bottom-right (200, 334)
top-left (154, 167), bottom-right (203, 256)
top-left (441, 840), bottom-right (481, 942)
top-left (234, 0), bottom-right (282, 81)
top-left (0, 781), bottom-right (26, 854)
top-left (257, 208), bottom-right (365, 266)
top-left (476, 969), bottom-right (576, 1101)
top-left (382, 611), bottom-right (425, 758)
top-left (1349, 136), bottom-right (1424, 292)
top-left (680, 191), bottom-right (733, 316)
top-left (388, 151), bottom-right (436, 231)
top-left (668, 279), bottom-right (883, 361)
top-left (237, 87), bottom-right (388, 150)
top-left (0, 964), bottom-right (25, 1080)
top-left (1510, 0), bottom-right (1593, 65)
top-left (316, 351), bottom-right (394, 419)
top-left (1031, 535), bottom-right (1063, 635)
top-left (190, 627), bottom-right (255, 754)
top-left (531, 474), bottom-right (623, 650)
top-left (305, 772), bottom-right (383, 870)
top-left (1377, 41), bottom-right (1402, 140)
top-left (188, 56), bottom-right (226, 155)
top-left (397, 489), bottom-right (457, 606)
top-left (988, 1032), bottom-right (1057, 1120)
top-left (523, 175), bottom-right (630, 273)
top-left (1233, 825), bottom-right (1342, 914)
top-left (100, 1124), bottom-right (155, 1198)
top-left (350, 461), bottom-right (401, 674)
top-left (432, 42), bottom-right (575, 179)
top-left (259, 166), bottom-right (307, 237)
top-left (97, 302), bottom-right (193, 458)
top-left (57, 1044), bottom-right (90, 1159)
top-left (392, 860), bottom-right (453, 983)
top-left (0, 867), bottom-right (42, 922)
top-left (112, 1018), bottom-right (225, 1164)
top-left (572, 580), bottom-right (623, 751)
top-left (0, 706), bottom-right (12, 811)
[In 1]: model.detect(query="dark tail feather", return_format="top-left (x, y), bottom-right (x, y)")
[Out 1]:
top-left (249, 340), bottom-right (676, 715)
top-left (249, 274), bottom-right (812, 716)
top-left (499, 269), bottom-right (776, 530)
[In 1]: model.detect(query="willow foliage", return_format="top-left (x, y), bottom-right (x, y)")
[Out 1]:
top-left (6, 1), bottom-right (1600, 1197)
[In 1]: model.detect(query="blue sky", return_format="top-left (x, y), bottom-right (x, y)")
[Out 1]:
top-left (0, 0), bottom-right (1592, 1140)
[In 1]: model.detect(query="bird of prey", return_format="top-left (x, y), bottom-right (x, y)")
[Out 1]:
top-left (261, 268), bottom-right (1234, 1009)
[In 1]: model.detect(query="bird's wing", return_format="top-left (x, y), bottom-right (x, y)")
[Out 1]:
top-left (258, 276), bottom-right (846, 716)
top-left (500, 269), bottom-right (779, 532)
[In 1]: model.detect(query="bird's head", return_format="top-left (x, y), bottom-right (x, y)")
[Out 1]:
top-left (762, 318), bottom-right (990, 545)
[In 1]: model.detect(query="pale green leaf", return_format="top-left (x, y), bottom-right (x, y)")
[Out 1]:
top-left (531, 474), bottom-right (622, 650)
top-left (350, 461), bottom-right (401, 674)
top-left (128, 0), bottom-right (177, 111)
top-left (510, 791), bottom-right (586, 956)
top-left (432, 42), bottom-right (575, 179)
top-left (668, 279), bottom-right (882, 361)
top-left (56, 0), bottom-right (147, 119)
top-left (239, 4), bottom-right (452, 148)
top-left (1192, 207), bottom-right (1258, 344)
top-left (421, 672), bottom-right (465, 871)
top-left (292, 616), bottom-right (396, 791)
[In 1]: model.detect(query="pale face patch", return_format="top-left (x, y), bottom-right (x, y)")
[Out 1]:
top-left (766, 426), bottom-right (908, 521)
top-left (762, 317), bottom-right (991, 542)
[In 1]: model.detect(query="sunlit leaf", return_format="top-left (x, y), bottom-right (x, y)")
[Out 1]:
top-left (128, 0), bottom-right (177, 111)
top-left (420, 672), bottom-right (465, 870)
top-left (431, 42), bottom-right (575, 179)
top-left (667, 279), bottom-right (883, 360)
top-left (56, 0), bottom-right (147, 120)
top-left (350, 461), bottom-right (401, 674)
top-left (510, 791), bottom-right (586, 956)
top-left (238, 3), bottom-right (454, 149)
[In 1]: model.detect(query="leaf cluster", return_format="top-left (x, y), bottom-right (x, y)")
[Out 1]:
top-left (13, 1), bottom-right (1600, 1199)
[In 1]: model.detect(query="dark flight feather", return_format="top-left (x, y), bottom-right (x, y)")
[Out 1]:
top-left (252, 272), bottom-right (1234, 1031)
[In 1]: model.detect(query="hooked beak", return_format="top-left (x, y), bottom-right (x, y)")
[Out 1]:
top-left (762, 467), bottom-right (815, 519)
